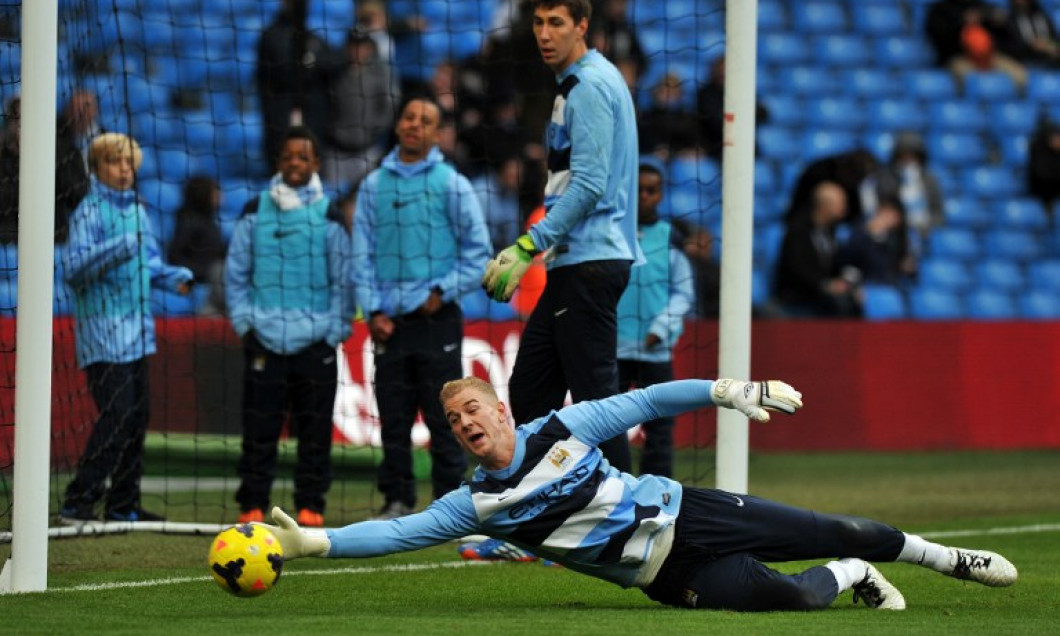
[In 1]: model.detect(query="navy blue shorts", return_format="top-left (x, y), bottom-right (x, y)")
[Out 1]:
top-left (642, 487), bottom-right (905, 611)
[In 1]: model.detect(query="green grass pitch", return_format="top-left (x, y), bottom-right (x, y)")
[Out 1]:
top-left (1, 450), bottom-right (1058, 635)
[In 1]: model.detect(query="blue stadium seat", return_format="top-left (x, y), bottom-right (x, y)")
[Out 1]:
top-left (919, 258), bottom-right (974, 293)
top-left (1026, 70), bottom-right (1060, 104)
top-left (927, 227), bottom-right (980, 260)
top-left (926, 132), bottom-right (989, 168)
top-left (876, 36), bottom-right (935, 68)
top-left (862, 284), bottom-right (907, 320)
top-left (963, 71), bottom-right (1021, 102)
top-left (0, 243), bottom-right (16, 281)
top-left (861, 130), bottom-right (895, 160)
top-left (928, 99), bottom-right (987, 132)
top-left (902, 69), bottom-right (960, 101)
top-left (637, 27), bottom-right (667, 57)
top-left (1027, 260), bottom-right (1060, 292)
top-left (987, 101), bottom-right (1039, 135)
top-left (996, 134), bottom-right (1030, 167)
top-left (754, 161), bottom-right (777, 193)
top-left (909, 287), bottom-right (964, 320)
top-left (974, 259), bottom-right (1026, 294)
top-left (757, 0), bottom-right (789, 32)
top-left (753, 222), bottom-right (786, 270)
top-left (753, 195), bottom-right (785, 223)
top-left (850, 2), bottom-right (908, 36)
top-left (668, 157), bottom-right (721, 189)
top-left (943, 198), bottom-right (993, 230)
top-left (762, 94), bottom-right (804, 127)
top-left (1019, 289), bottom-right (1060, 319)
top-left (996, 198), bottom-right (1050, 231)
top-left (964, 166), bottom-right (1022, 200)
top-left (983, 230), bottom-right (1044, 262)
top-left (965, 289), bottom-right (1018, 320)
top-left (804, 97), bottom-right (865, 129)
top-left (756, 126), bottom-right (803, 162)
top-left (813, 35), bottom-right (871, 67)
top-left (0, 42), bottom-right (20, 80)
top-left (759, 33), bottom-right (813, 66)
top-left (774, 66), bottom-right (840, 96)
top-left (136, 178), bottom-right (183, 240)
top-left (802, 130), bottom-right (859, 161)
top-left (790, 1), bottom-right (848, 33)
top-left (866, 98), bottom-right (927, 132)
top-left (843, 68), bottom-right (901, 100)
top-left (154, 147), bottom-right (199, 183)
top-left (0, 278), bottom-right (15, 317)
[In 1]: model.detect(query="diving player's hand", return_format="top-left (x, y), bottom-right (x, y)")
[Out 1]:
top-left (482, 234), bottom-right (537, 302)
top-left (712, 379), bottom-right (803, 422)
top-left (254, 507), bottom-right (330, 559)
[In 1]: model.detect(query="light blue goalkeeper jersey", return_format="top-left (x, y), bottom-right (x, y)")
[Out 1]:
top-left (326, 379), bottom-right (721, 588)
top-left (530, 49), bottom-right (642, 269)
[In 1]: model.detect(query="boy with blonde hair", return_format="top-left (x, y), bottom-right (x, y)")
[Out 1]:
top-left (60, 132), bottom-right (193, 523)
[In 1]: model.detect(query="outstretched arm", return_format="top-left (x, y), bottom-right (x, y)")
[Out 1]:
top-left (258, 492), bottom-right (479, 560)
top-left (557, 379), bottom-right (803, 447)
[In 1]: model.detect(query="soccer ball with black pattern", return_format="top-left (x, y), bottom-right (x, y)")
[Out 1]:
top-left (208, 523), bottom-right (284, 597)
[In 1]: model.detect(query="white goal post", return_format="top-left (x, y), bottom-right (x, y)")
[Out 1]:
top-left (0, 0), bottom-right (58, 594)
top-left (716, 0), bottom-right (758, 495)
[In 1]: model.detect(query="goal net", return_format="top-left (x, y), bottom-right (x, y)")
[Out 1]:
top-left (0, 0), bottom-right (728, 539)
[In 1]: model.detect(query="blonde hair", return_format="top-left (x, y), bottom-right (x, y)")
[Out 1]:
top-left (439, 376), bottom-right (499, 407)
top-left (88, 132), bottom-right (143, 172)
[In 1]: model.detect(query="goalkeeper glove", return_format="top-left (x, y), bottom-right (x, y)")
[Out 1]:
top-left (255, 507), bottom-right (331, 559)
top-left (711, 379), bottom-right (803, 422)
top-left (482, 234), bottom-right (538, 302)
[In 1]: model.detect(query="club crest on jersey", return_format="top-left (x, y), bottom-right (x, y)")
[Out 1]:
top-left (547, 446), bottom-right (573, 470)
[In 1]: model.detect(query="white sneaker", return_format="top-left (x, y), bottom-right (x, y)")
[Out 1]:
top-left (947, 548), bottom-right (1018, 587)
top-left (853, 563), bottom-right (906, 610)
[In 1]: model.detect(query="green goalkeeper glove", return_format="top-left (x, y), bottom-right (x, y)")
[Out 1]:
top-left (711, 379), bottom-right (803, 422)
top-left (255, 507), bottom-right (330, 559)
top-left (482, 234), bottom-right (538, 302)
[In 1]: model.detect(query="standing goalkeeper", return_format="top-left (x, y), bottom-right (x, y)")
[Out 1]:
top-left (482, 0), bottom-right (641, 472)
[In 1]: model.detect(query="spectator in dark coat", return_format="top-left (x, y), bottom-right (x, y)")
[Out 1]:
top-left (774, 182), bottom-right (862, 318)
top-left (785, 149), bottom-right (879, 226)
top-left (1001, 0), bottom-right (1060, 66)
top-left (257, 0), bottom-right (341, 174)
top-left (167, 175), bottom-right (227, 315)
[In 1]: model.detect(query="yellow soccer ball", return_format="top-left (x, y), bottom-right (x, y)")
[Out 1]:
top-left (208, 523), bottom-right (284, 597)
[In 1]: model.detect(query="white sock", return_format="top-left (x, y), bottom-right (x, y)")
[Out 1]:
top-left (825, 557), bottom-right (869, 592)
top-left (897, 533), bottom-right (952, 573)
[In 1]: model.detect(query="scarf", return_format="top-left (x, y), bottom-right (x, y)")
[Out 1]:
top-left (268, 172), bottom-right (324, 211)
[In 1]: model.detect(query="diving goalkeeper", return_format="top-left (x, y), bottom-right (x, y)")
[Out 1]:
top-left (259, 377), bottom-right (1017, 612)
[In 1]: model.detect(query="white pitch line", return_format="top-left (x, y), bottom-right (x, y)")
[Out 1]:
top-left (13, 522), bottom-right (1060, 596)
top-left (920, 523), bottom-right (1060, 539)
top-left (42, 559), bottom-right (500, 594)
